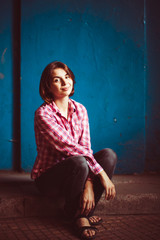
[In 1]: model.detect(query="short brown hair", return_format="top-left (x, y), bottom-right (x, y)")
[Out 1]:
top-left (39, 61), bottom-right (75, 103)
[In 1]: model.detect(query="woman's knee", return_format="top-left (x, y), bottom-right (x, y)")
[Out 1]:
top-left (104, 148), bottom-right (117, 166)
top-left (95, 148), bottom-right (117, 170)
top-left (67, 155), bottom-right (89, 175)
top-left (98, 148), bottom-right (117, 179)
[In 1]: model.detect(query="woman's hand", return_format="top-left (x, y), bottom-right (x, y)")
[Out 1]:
top-left (98, 170), bottom-right (116, 200)
top-left (80, 180), bottom-right (95, 216)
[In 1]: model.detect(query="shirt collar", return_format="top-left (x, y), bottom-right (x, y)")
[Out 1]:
top-left (68, 99), bottom-right (76, 114)
top-left (50, 101), bottom-right (60, 114)
top-left (50, 99), bottom-right (76, 115)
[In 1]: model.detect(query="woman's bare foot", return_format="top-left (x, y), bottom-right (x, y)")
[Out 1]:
top-left (75, 217), bottom-right (97, 239)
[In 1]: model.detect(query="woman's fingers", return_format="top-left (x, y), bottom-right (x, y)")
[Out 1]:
top-left (81, 200), bottom-right (91, 215)
top-left (105, 184), bottom-right (116, 200)
top-left (85, 201), bottom-right (94, 215)
top-left (105, 187), bottom-right (108, 200)
top-left (92, 200), bottom-right (95, 209)
top-left (81, 200), bottom-right (87, 215)
top-left (81, 200), bottom-right (95, 216)
top-left (112, 185), bottom-right (116, 198)
top-left (99, 171), bottom-right (116, 201)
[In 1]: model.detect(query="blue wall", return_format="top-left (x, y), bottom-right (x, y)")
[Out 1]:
top-left (0, 0), bottom-right (13, 169)
top-left (0, 0), bottom-right (159, 174)
top-left (21, 0), bottom-right (145, 173)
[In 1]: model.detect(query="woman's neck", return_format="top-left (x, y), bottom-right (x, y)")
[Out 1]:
top-left (54, 96), bottom-right (69, 119)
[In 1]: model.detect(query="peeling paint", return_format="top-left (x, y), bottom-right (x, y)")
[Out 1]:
top-left (8, 139), bottom-right (17, 143)
top-left (1, 48), bottom-right (7, 63)
top-left (0, 73), bottom-right (4, 79)
top-left (113, 117), bottom-right (117, 123)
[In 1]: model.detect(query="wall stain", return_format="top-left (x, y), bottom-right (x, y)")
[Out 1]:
top-left (1, 48), bottom-right (7, 64)
top-left (0, 73), bottom-right (4, 79)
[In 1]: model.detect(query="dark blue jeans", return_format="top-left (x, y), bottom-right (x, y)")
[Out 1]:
top-left (35, 148), bottom-right (117, 219)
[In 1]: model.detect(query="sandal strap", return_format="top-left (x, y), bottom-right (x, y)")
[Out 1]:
top-left (88, 216), bottom-right (103, 225)
top-left (79, 226), bottom-right (97, 231)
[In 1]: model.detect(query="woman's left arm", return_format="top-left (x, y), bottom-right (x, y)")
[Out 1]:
top-left (98, 170), bottom-right (116, 200)
top-left (78, 106), bottom-right (103, 177)
top-left (78, 107), bottom-right (92, 153)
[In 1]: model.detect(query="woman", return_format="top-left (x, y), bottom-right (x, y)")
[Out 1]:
top-left (31, 61), bottom-right (117, 239)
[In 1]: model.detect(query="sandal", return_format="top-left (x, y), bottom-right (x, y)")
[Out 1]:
top-left (88, 216), bottom-right (103, 226)
top-left (74, 217), bottom-right (97, 240)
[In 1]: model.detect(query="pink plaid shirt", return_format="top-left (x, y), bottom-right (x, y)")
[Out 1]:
top-left (31, 99), bottom-right (103, 179)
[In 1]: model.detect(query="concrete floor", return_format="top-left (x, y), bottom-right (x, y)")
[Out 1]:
top-left (0, 171), bottom-right (160, 239)
top-left (0, 172), bottom-right (159, 217)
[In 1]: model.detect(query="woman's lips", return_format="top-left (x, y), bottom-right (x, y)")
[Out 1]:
top-left (61, 86), bottom-right (70, 91)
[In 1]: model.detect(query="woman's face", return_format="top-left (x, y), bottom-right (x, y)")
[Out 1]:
top-left (50, 68), bottom-right (73, 100)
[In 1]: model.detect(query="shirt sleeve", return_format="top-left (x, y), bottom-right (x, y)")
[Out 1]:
top-left (35, 107), bottom-right (103, 175)
top-left (78, 106), bottom-right (93, 153)
top-left (78, 106), bottom-right (103, 177)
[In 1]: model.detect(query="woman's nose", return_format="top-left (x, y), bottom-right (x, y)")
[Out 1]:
top-left (61, 78), bottom-right (67, 85)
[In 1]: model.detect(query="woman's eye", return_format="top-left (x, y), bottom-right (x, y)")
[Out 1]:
top-left (54, 78), bottom-right (60, 82)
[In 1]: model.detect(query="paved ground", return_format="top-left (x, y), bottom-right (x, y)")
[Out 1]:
top-left (0, 214), bottom-right (160, 240)
top-left (0, 172), bottom-right (160, 217)
top-left (0, 172), bottom-right (160, 239)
